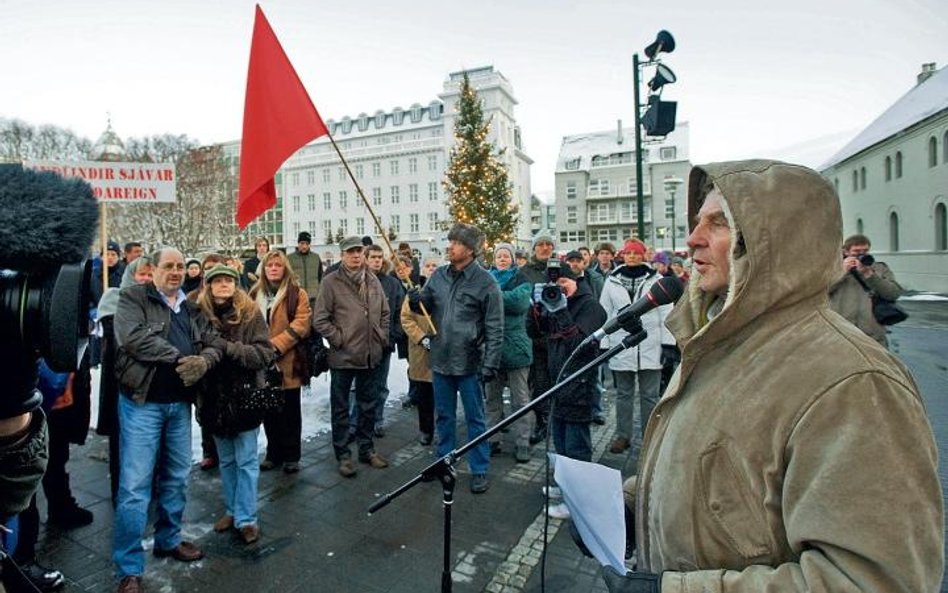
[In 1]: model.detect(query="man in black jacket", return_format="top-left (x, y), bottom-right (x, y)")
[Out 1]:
top-left (520, 232), bottom-right (557, 444)
top-left (533, 267), bottom-right (606, 519)
top-left (408, 223), bottom-right (503, 494)
top-left (112, 248), bottom-right (221, 593)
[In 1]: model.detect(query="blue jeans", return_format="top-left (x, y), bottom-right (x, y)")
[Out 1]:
top-left (349, 350), bottom-right (392, 430)
top-left (112, 396), bottom-right (192, 578)
top-left (214, 428), bottom-right (260, 528)
top-left (432, 372), bottom-right (490, 475)
top-left (551, 417), bottom-right (592, 462)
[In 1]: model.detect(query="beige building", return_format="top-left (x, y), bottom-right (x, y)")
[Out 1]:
top-left (552, 121), bottom-right (691, 252)
top-left (821, 63), bottom-right (948, 292)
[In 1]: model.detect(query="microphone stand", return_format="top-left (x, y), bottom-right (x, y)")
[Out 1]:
top-left (367, 319), bottom-right (648, 593)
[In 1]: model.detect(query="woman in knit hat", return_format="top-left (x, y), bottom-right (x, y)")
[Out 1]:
top-left (196, 265), bottom-right (273, 544)
top-left (485, 243), bottom-right (534, 462)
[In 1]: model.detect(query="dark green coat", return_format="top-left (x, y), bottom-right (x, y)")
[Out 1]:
top-left (493, 268), bottom-right (533, 370)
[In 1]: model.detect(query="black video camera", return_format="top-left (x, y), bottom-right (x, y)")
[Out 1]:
top-left (539, 259), bottom-right (564, 304)
top-left (0, 165), bottom-right (98, 418)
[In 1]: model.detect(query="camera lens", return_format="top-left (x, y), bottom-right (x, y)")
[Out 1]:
top-left (541, 284), bottom-right (561, 302)
top-left (857, 253), bottom-right (875, 267)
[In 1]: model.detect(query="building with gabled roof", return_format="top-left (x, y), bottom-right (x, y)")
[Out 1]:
top-left (821, 63), bottom-right (948, 291)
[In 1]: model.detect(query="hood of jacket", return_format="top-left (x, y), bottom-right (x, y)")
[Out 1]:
top-left (667, 160), bottom-right (842, 358)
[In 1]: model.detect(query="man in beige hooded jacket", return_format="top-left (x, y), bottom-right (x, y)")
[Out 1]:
top-left (604, 161), bottom-right (942, 593)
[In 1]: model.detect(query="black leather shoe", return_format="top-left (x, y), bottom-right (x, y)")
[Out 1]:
top-left (6, 560), bottom-right (65, 592)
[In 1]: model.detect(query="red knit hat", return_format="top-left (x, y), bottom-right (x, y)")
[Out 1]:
top-left (619, 239), bottom-right (647, 256)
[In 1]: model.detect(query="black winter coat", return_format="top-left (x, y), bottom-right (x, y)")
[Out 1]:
top-left (198, 304), bottom-right (274, 438)
top-left (537, 280), bottom-right (606, 423)
top-left (377, 272), bottom-right (407, 357)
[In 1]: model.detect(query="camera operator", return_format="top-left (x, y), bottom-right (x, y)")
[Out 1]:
top-left (532, 266), bottom-right (605, 519)
top-left (521, 232), bottom-right (557, 444)
top-left (829, 234), bottom-right (904, 347)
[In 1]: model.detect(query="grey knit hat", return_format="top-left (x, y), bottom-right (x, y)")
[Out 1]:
top-left (447, 223), bottom-right (485, 255)
top-left (493, 242), bottom-right (516, 260)
top-left (532, 231), bottom-right (555, 250)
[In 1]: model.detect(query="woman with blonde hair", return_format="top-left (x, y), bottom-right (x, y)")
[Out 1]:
top-left (196, 265), bottom-right (272, 544)
top-left (248, 250), bottom-right (312, 473)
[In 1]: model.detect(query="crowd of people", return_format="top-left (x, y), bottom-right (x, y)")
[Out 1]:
top-left (1, 160), bottom-right (942, 593)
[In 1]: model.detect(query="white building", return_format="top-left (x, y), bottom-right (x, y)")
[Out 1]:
top-left (821, 63), bottom-right (948, 292)
top-left (552, 121), bottom-right (691, 252)
top-left (277, 66), bottom-right (532, 257)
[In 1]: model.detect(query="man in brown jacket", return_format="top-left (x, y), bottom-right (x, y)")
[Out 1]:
top-left (828, 234), bottom-right (904, 348)
top-left (600, 161), bottom-right (942, 593)
top-left (313, 237), bottom-right (390, 477)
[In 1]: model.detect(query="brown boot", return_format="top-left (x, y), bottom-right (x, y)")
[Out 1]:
top-left (359, 452), bottom-right (389, 469)
top-left (239, 524), bottom-right (260, 544)
top-left (609, 437), bottom-right (630, 454)
top-left (117, 575), bottom-right (143, 593)
top-left (338, 458), bottom-right (357, 477)
top-left (213, 515), bottom-right (234, 532)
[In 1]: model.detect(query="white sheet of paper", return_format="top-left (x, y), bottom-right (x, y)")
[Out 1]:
top-left (549, 453), bottom-right (628, 575)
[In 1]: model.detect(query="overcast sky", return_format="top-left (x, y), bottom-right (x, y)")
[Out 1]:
top-left (2, 0), bottom-right (945, 195)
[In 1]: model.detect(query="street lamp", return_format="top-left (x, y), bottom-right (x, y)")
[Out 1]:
top-left (633, 30), bottom-right (679, 241)
top-left (663, 177), bottom-right (684, 252)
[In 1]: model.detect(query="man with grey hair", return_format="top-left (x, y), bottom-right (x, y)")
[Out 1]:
top-left (112, 247), bottom-right (222, 593)
top-left (596, 161), bottom-right (942, 593)
top-left (408, 223), bottom-right (503, 493)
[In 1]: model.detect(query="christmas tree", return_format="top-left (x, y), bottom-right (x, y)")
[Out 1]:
top-left (443, 73), bottom-right (519, 250)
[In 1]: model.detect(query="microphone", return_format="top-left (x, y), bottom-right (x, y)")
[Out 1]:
top-left (589, 275), bottom-right (684, 342)
top-left (0, 164), bottom-right (99, 272)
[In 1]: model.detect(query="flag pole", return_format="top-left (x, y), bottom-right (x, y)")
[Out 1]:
top-left (324, 131), bottom-right (437, 335)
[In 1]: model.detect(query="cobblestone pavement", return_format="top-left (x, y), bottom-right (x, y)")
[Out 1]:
top-left (23, 299), bottom-right (948, 592)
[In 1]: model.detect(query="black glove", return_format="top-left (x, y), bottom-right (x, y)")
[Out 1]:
top-left (420, 335), bottom-right (432, 351)
top-left (481, 367), bottom-right (497, 384)
top-left (407, 287), bottom-right (425, 312)
top-left (601, 566), bottom-right (660, 593)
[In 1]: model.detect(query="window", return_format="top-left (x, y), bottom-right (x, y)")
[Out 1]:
top-left (428, 182), bottom-right (439, 201)
top-left (390, 186), bottom-right (400, 204)
top-left (292, 195), bottom-right (300, 212)
top-left (322, 169), bottom-right (330, 183)
top-left (292, 222), bottom-right (300, 235)
top-left (660, 147), bottom-right (677, 160)
top-left (323, 193), bottom-right (332, 210)
top-left (856, 218), bottom-right (864, 234)
top-left (339, 219), bottom-right (348, 234)
top-left (408, 158), bottom-right (418, 173)
top-left (428, 211), bottom-right (439, 230)
top-left (307, 194), bottom-right (315, 211)
top-left (292, 173), bottom-right (299, 187)
top-left (936, 203), bottom-right (947, 251)
top-left (356, 217), bottom-right (365, 235)
top-left (372, 187), bottom-right (382, 206)
top-left (558, 230), bottom-right (586, 243)
top-left (889, 211), bottom-right (900, 251)
top-left (322, 219), bottom-right (332, 236)
top-left (307, 170), bottom-right (315, 185)
top-left (594, 229), bottom-right (618, 242)
top-left (929, 136), bottom-right (938, 167)
top-left (410, 213), bottom-right (419, 233)
top-left (390, 160), bottom-right (399, 175)
top-left (338, 167), bottom-right (345, 181)
top-left (372, 162), bottom-right (381, 177)
top-left (308, 221), bottom-right (316, 233)
top-left (592, 155), bottom-right (608, 167)
top-left (409, 183), bottom-right (418, 202)
top-left (355, 164), bottom-right (364, 179)
top-left (589, 179), bottom-right (610, 196)
top-left (390, 215), bottom-right (400, 233)
top-left (428, 155), bottom-right (438, 171)
top-left (339, 191), bottom-right (347, 210)
top-left (860, 167), bottom-right (866, 190)
top-left (885, 156), bottom-right (892, 181)
top-left (664, 198), bottom-right (675, 218)
top-left (895, 151), bottom-right (903, 178)
top-left (567, 206), bottom-right (577, 224)
top-left (566, 181), bottom-right (577, 199)
top-left (565, 158), bottom-right (580, 170)
top-left (852, 170), bottom-right (858, 192)
top-left (944, 131), bottom-right (948, 164)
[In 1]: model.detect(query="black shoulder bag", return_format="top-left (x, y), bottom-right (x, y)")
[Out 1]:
top-left (848, 269), bottom-right (908, 326)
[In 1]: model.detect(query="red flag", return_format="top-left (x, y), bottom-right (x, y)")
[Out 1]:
top-left (237, 4), bottom-right (328, 229)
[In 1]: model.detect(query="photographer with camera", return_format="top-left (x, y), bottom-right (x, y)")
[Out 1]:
top-left (532, 264), bottom-right (606, 519)
top-left (829, 234), bottom-right (904, 347)
top-left (520, 232), bottom-right (558, 444)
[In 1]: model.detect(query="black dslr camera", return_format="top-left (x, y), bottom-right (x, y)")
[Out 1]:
top-left (856, 253), bottom-right (875, 267)
top-left (539, 259), bottom-right (564, 305)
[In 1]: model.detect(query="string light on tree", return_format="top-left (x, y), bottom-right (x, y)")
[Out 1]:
top-left (443, 72), bottom-right (518, 253)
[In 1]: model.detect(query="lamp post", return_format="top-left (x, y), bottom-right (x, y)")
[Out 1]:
top-left (663, 177), bottom-right (684, 252)
top-left (633, 30), bottom-right (678, 241)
